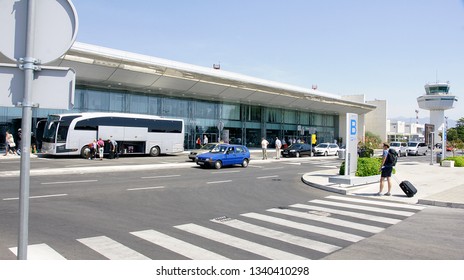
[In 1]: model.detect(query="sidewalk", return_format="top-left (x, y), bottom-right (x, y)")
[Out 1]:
top-left (302, 160), bottom-right (464, 209)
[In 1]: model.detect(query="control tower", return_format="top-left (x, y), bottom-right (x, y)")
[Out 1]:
top-left (417, 82), bottom-right (457, 145)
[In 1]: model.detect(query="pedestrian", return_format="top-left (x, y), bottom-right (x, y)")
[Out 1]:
top-left (4, 131), bottom-right (16, 156)
top-left (16, 128), bottom-right (22, 155)
top-left (377, 143), bottom-right (393, 196)
top-left (261, 137), bottom-right (269, 160)
top-left (196, 137), bottom-right (201, 148)
top-left (88, 140), bottom-right (97, 160)
top-left (203, 135), bottom-right (208, 145)
top-left (275, 137), bottom-right (282, 159)
top-left (107, 139), bottom-right (114, 159)
top-left (109, 137), bottom-right (119, 159)
top-left (97, 138), bottom-right (104, 160)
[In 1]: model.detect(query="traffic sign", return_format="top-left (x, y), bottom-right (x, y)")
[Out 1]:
top-left (0, 0), bottom-right (79, 260)
top-left (0, 63), bottom-right (75, 109)
top-left (0, 0), bottom-right (78, 64)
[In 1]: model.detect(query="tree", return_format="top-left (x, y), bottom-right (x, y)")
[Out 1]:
top-left (457, 118), bottom-right (464, 142)
top-left (446, 128), bottom-right (458, 142)
top-left (364, 131), bottom-right (382, 149)
top-left (447, 117), bottom-right (464, 142)
top-left (446, 117), bottom-right (464, 154)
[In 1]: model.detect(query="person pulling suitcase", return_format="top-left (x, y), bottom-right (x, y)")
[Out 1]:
top-left (376, 143), bottom-right (395, 196)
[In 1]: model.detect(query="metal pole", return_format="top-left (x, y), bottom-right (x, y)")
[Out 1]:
top-left (18, 0), bottom-right (36, 260)
top-left (441, 117), bottom-right (447, 161)
top-left (430, 132), bottom-right (434, 165)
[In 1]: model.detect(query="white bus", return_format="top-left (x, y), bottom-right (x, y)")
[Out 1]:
top-left (41, 112), bottom-right (184, 158)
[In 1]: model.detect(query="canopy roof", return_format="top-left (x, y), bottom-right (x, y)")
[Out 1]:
top-left (2, 42), bottom-right (376, 115)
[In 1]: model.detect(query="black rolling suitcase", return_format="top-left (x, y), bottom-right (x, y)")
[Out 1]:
top-left (398, 180), bottom-right (417, 197)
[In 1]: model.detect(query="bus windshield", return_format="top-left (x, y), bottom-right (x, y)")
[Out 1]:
top-left (42, 115), bottom-right (60, 143)
top-left (43, 115), bottom-right (81, 143)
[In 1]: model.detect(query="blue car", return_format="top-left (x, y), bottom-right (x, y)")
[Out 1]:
top-left (195, 144), bottom-right (250, 169)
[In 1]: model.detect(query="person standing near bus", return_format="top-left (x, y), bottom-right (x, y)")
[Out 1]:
top-left (203, 135), bottom-right (208, 145)
top-left (107, 138), bottom-right (119, 159)
top-left (196, 137), bottom-right (201, 148)
top-left (97, 138), bottom-right (104, 160)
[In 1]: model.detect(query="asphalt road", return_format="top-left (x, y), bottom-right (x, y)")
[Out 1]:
top-left (1, 153), bottom-right (463, 260)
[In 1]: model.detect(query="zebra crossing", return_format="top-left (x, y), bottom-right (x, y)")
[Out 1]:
top-left (8, 195), bottom-right (426, 260)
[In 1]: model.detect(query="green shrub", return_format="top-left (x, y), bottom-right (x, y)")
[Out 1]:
top-left (339, 157), bottom-right (395, 176)
top-left (443, 156), bottom-right (464, 167)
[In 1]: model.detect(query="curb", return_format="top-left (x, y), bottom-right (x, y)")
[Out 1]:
top-left (301, 175), bottom-right (378, 195)
top-left (418, 199), bottom-right (464, 209)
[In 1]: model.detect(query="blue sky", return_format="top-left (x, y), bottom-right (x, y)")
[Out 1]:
top-left (71, 0), bottom-right (464, 121)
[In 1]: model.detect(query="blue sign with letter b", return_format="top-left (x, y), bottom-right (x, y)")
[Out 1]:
top-left (350, 119), bottom-right (357, 135)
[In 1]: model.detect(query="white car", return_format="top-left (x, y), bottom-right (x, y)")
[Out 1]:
top-left (389, 142), bottom-right (407, 157)
top-left (406, 141), bottom-right (428, 156)
top-left (313, 143), bottom-right (339, 156)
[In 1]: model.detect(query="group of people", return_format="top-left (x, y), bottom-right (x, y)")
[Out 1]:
top-left (261, 137), bottom-right (283, 160)
top-left (87, 137), bottom-right (119, 160)
top-left (3, 128), bottom-right (38, 156)
top-left (195, 135), bottom-right (209, 148)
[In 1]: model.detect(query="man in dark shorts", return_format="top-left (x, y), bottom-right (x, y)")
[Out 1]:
top-left (377, 143), bottom-right (393, 196)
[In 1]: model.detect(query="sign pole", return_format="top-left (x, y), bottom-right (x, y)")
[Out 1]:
top-left (18, 0), bottom-right (37, 260)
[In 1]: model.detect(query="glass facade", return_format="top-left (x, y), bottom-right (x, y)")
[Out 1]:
top-left (0, 87), bottom-right (339, 150)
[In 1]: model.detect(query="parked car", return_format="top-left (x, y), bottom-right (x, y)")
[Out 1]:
top-left (313, 143), bottom-right (339, 156)
top-left (282, 143), bottom-right (312, 157)
top-left (195, 144), bottom-right (250, 169)
top-left (389, 141), bottom-right (407, 157)
top-left (406, 141), bottom-right (428, 156)
top-left (188, 142), bottom-right (220, 161)
top-left (357, 146), bottom-right (374, 158)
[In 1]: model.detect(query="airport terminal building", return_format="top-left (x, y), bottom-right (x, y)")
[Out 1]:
top-left (1, 42), bottom-right (375, 149)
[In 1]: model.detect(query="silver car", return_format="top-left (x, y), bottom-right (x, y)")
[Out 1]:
top-left (406, 141), bottom-right (428, 156)
top-left (188, 143), bottom-right (220, 161)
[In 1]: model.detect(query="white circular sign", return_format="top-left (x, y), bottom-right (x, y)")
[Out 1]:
top-left (0, 0), bottom-right (78, 64)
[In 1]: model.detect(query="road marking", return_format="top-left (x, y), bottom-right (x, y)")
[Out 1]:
top-left (211, 170), bottom-right (240, 174)
top-left (241, 212), bottom-right (364, 243)
top-left (262, 167), bottom-right (284, 171)
top-left (175, 223), bottom-right (307, 260)
top-left (141, 175), bottom-right (181, 179)
top-left (267, 208), bottom-right (384, 233)
top-left (310, 199), bottom-right (416, 217)
top-left (3, 193), bottom-right (68, 201)
top-left (290, 203), bottom-right (401, 225)
top-left (9, 243), bottom-right (66, 260)
top-left (41, 179), bottom-right (98, 185)
top-left (256, 175), bottom-right (279, 179)
top-left (327, 195), bottom-right (426, 210)
top-left (77, 236), bottom-right (150, 260)
top-left (206, 180), bottom-right (232, 184)
top-left (285, 162), bottom-right (301, 165)
top-left (131, 229), bottom-right (229, 260)
top-left (211, 218), bottom-right (340, 254)
top-left (127, 186), bottom-right (165, 191)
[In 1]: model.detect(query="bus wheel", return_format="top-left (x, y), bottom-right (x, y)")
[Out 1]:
top-left (80, 146), bottom-right (90, 159)
top-left (150, 146), bottom-right (160, 157)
